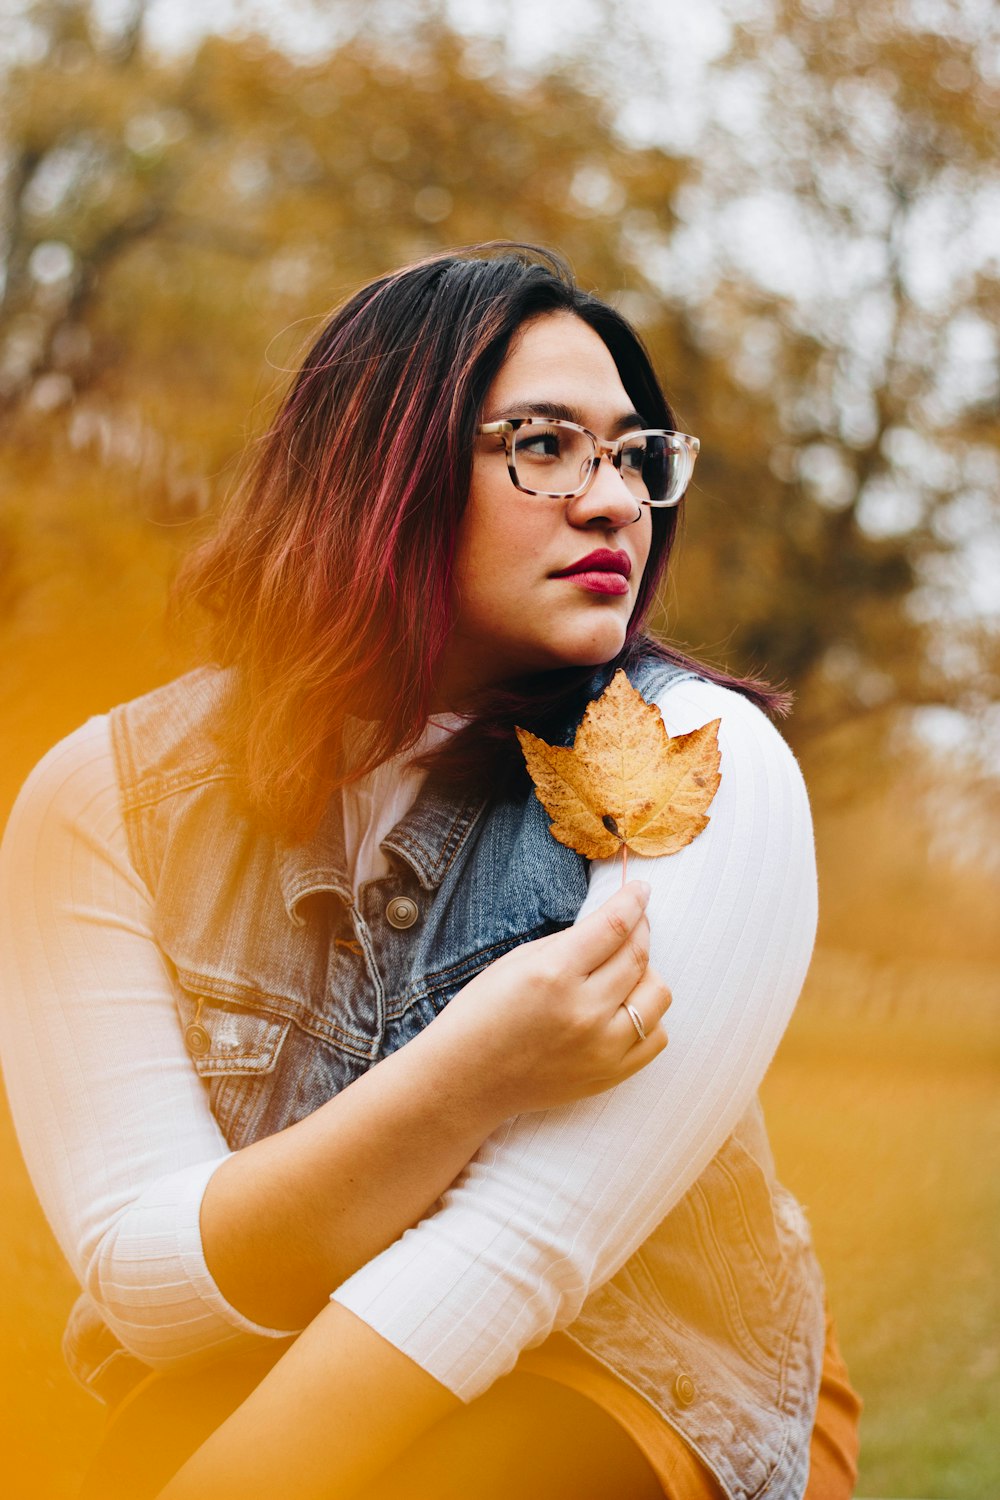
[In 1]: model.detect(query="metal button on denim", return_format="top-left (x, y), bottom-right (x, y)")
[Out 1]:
top-left (386, 896), bottom-right (419, 929)
top-left (674, 1373), bottom-right (696, 1406)
top-left (184, 1022), bottom-right (211, 1056)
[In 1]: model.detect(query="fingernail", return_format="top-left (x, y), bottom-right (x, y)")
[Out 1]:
top-left (635, 880), bottom-right (652, 904)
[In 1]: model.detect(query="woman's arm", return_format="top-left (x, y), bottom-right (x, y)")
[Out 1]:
top-left (0, 717), bottom-right (667, 1348)
top-left (0, 719), bottom-right (274, 1366)
top-left (200, 878), bottom-right (666, 1328)
top-left (330, 675), bottom-right (817, 1398)
top-left (158, 1303), bottom-right (458, 1500)
top-left (157, 674), bottom-right (818, 1498)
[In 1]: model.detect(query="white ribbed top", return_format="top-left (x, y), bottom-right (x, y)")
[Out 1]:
top-left (339, 715), bottom-right (464, 896)
top-left (0, 676), bottom-right (816, 1394)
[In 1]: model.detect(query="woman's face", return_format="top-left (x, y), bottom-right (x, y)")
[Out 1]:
top-left (440, 312), bottom-right (653, 704)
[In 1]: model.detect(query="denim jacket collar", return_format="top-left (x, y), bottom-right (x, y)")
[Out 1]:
top-left (276, 660), bottom-right (626, 920)
top-left (275, 772), bottom-right (489, 922)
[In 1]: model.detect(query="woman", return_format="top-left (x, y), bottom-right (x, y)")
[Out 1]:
top-left (0, 246), bottom-right (860, 1498)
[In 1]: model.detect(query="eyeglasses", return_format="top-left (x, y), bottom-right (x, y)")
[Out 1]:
top-left (477, 418), bottom-right (700, 507)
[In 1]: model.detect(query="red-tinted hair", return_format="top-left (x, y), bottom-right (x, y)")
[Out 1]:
top-left (180, 244), bottom-right (784, 837)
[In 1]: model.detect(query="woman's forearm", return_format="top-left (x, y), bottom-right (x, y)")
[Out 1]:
top-left (0, 719), bottom-right (508, 1340)
top-left (203, 884), bottom-right (660, 1331)
top-left (157, 1301), bottom-right (459, 1500)
top-left (201, 1016), bottom-right (509, 1330)
top-left (1, 717), bottom-right (657, 1353)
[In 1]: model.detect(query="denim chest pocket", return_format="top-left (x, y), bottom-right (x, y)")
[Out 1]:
top-left (176, 985), bottom-right (291, 1143)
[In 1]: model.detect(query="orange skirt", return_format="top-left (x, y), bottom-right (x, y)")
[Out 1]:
top-left (85, 1311), bottom-right (861, 1499)
top-left (517, 1308), bottom-right (861, 1499)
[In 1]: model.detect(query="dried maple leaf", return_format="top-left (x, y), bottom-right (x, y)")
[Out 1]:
top-left (516, 670), bottom-right (721, 878)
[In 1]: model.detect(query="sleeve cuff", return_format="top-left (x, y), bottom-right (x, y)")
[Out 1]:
top-left (90, 1155), bottom-right (302, 1362)
top-left (175, 1155), bottom-right (303, 1341)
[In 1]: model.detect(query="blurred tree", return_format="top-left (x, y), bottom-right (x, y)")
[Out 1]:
top-left (0, 0), bottom-right (996, 795)
top-left (0, 0), bottom-right (686, 470)
top-left (0, 0), bottom-right (693, 767)
top-left (659, 0), bottom-right (1000, 751)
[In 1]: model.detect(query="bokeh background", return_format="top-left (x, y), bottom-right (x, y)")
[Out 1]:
top-left (1, 0), bottom-right (997, 1495)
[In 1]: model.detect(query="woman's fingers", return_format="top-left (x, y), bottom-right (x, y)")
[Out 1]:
top-left (579, 969), bottom-right (672, 1094)
top-left (555, 881), bottom-right (652, 978)
top-left (612, 1023), bottom-right (668, 1083)
top-left (438, 882), bottom-right (671, 1114)
top-left (616, 970), bottom-right (672, 1054)
top-left (592, 911), bottom-right (650, 995)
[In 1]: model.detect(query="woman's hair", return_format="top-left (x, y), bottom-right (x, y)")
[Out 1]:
top-left (180, 243), bottom-right (785, 838)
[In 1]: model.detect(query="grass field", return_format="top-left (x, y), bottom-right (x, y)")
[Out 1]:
top-left (760, 965), bottom-right (1000, 1500)
top-left (1, 950), bottom-right (997, 1499)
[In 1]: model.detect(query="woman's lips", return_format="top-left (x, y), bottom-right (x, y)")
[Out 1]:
top-left (562, 571), bottom-right (630, 595)
top-left (551, 549), bottom-right (632, 596)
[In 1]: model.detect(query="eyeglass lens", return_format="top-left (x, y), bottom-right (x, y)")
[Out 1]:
top-left (511, 422), bottom-right (686, 504)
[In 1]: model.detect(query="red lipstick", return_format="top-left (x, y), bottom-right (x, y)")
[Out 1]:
top-left (551, 548), bottom-right (632, 596)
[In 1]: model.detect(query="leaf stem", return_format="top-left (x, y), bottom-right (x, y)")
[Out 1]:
top-left (621, 841), bottom-right (628, 888)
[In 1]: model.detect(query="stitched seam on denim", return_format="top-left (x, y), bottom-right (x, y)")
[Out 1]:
top-left (692, 1180), bottom-right (779, 1378)
top-left (716, 1153), bottom-right (779, 1297)
top-left (626, 1245), bottom-right (740, 1361)
top-left (110, 704), bottom-right (156, 895)
top-left (746, 1275), bottom-right (813, 1499)
top-left (697, 1178), bottom-right (782, 1375)
top-left (388, 796), bottom-right (487, 883)
top-left (284, 868), bottom-right (350, 890)
top-left (175, 976), bottom-right (378, 1054)
top-left (348, 908), bottom-right (385, 1051)
top-left (386, 803), bottom-right (472, 874)
top-left (640, 665), bottom-right (698, 700)
top-left (433, 799), bottom-right (490, 879)
top-left (399, 926), bottom-right (554, 1004)
top-left (177, 994), bottom-right (291, 1071)
top-left (117, 764), bottom-right (238, 813)
top-left (768, 1189), bottom-right (805, 1301)
top-left (630, 1247), bottom-right (690, 1335)
top-left (188, 1046), bottom-right (288, 1077)
top-left (382, 940), bottom-right (536, 1021)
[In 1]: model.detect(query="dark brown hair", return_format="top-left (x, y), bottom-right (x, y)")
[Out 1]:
top-left (180, 244), bottom-right (784, 837)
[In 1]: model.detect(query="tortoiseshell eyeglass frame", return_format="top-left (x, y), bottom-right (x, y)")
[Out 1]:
top-left (476, 417), bottom-right (700, 506)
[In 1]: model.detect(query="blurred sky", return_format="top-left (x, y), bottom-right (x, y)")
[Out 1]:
top-left (98, 0), bottom-right (732, 148)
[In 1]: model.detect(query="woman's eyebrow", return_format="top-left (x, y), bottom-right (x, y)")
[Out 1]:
top-left (486, 400), bottom-right (647, 433)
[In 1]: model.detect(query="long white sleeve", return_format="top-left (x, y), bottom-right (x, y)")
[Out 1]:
top-left (332, 676), bottom-right (817, 1399)
top-left (0, 676), bottom-right (816, 1393)
top-left (0, 718), bottom-right (293, 1366)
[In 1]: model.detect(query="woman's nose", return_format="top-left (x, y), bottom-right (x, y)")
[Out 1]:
top-left (565, 456), bottom-right (643, 529)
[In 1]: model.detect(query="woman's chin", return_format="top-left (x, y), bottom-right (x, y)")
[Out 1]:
top-left (555, 622), bottom-right (631, 671)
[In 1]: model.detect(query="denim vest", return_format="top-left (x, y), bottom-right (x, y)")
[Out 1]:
top-left (65, 654), bottom-right (826, 1500)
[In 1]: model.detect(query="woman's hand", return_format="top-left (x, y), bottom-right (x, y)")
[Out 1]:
top-left (191, 882), bottom-right (667, 1332)
top-left (423, 880), bottom-right (671, 1119)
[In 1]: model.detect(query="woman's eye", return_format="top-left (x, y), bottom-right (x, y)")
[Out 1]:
top-left (621, 443), bottom-right (646, 475)
top-left (516, 427), bottom-right (563, 462)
